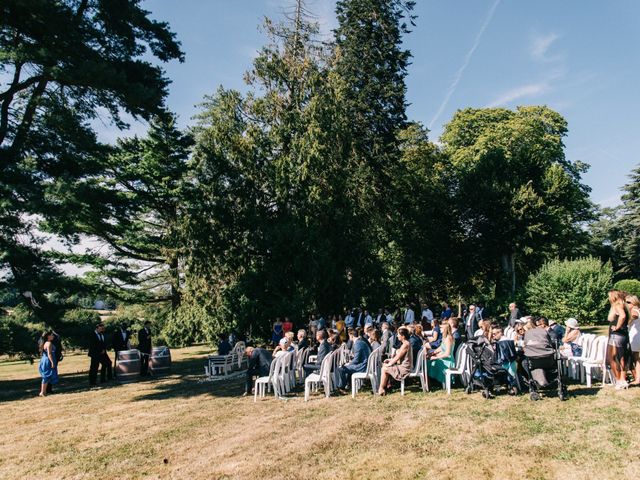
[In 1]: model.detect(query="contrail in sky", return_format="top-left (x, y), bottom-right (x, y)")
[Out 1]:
top-left (428, 0), bottom-right (501, 131)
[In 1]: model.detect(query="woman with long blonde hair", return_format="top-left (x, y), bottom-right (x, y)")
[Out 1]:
top-left (607, 290), bottom-right (630, 389)
top-left (626, 295), bottom-right (640, 385)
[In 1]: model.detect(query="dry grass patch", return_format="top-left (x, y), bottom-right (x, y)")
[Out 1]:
top-left (1, 346), bottom-right (639, 479)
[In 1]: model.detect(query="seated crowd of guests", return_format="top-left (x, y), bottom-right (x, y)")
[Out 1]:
top-left (241, 291), bottom-right (640, 396)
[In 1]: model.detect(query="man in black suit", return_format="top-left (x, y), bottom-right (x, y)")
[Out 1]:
top-left (465, 304), bottom-right (480, 340)
top-left (138, 320), bottom-right (152, 376)
top-left (112, 323), bottom-right (131, 377)
top-left (303, 330), bottom-right (330, 376)
top-left (88, 322), bottom-right (112, 385)
top-left (244, 346), bottom-right (273, 395)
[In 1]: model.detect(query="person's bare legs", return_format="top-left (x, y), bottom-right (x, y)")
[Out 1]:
top-left (607, 345), bottom-right (620, 382)
top-left (39, 382), bottom-right (47, 397)
top-left (631, 352), bottom-right (640, 385)
top-left (378, 366), bottom-right (392, 394)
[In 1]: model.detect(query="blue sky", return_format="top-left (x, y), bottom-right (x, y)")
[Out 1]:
top-left (124, 0), bottom-right (640, 208)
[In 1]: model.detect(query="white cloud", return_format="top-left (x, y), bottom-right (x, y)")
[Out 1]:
top-left (428, 0), bottom-right (501, 130)
top-left (486, 82), bottom-right (551, 107)
top-left (530, 32), bottom-right (561, 61)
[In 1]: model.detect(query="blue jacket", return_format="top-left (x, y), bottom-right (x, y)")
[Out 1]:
top-left (316, 340), bottom-right (331, 366)
top-left (348, 338), bottom-right (372, 373)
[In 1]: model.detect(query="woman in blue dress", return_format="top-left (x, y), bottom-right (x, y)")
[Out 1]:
top-left (271, 318), bottom-right (283, 346)
top-left (38, 330), bottom-right (59, 397)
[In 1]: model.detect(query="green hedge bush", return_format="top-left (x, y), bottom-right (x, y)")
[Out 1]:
top-left (525, 257), bottom-right (613, 325)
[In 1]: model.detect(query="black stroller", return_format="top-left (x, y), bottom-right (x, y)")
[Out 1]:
top-left (522, 329), bottom-right (568, 401)
top-left (465, 339), bottom-right (516, 399)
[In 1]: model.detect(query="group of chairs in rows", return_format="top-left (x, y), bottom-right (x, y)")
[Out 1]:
top-left (205, 341), bottom-right (247, 377)
top-left (253, 333), bottom-right (614, 402)
top-left (253, 341), bottom-right (432, 402)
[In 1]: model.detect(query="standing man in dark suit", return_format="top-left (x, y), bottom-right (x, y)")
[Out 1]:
top-left (303, 330), bottom-right (330, 376)
top-left (112, 323), bottom-right (131, 377)
top-left (243, 346), bottom-right (273, 396)
top-left (138, 320), bottom-right (152, 376)
top-left (88, 322), bottom-right (112, 385)
top-left (508, 302), bottom-right (522, 328)
top-left (337, 330), bottom-right (372, 389)
top-left (465, 304), bottom-right (480, 340)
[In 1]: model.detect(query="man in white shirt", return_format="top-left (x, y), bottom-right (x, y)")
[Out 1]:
top-left (364, 309), bottom-right (373, 326)
top-left (421, 305), bottom-right (434, 323)
top-left (404, 304), bottom-right (415, 324)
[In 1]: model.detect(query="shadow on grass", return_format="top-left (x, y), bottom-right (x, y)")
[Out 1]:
top-left (0, 353), bottom-right (249, 403)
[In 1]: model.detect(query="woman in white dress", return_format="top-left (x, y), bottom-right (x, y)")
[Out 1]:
top-left (626, 295), bottom-right (640, 385)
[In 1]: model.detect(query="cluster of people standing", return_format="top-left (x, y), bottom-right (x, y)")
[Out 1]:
top-left (37, 320), bottom-right (155, 396)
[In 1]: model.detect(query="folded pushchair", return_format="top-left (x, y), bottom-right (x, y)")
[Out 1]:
top-left (464, 338), bottom-right (515, 399)
top-left (522, 329), bottom-right (568, 401)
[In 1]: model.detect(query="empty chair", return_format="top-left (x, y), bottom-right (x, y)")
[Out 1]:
top-left (207, 354), bottom-right (234, 377)
top-left (583, 336), bottom-right (613, 387)
top-left (568, 334), bottom-right (596, 380)
top-left (445, 344), bottom-right (469, 394)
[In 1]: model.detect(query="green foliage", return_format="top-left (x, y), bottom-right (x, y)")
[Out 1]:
top-left (441, 106), bottom-right (595, 297)
top-left (525, 257), bottom-right (613, 324)
top-left (0, 0), bottom-right (183, 317)
top-left (58, 309), bottom-right (102, 350)
top-left (613, 279), bottom-right (640, 298)
top-left (0, 306), bottom-right (44, 359)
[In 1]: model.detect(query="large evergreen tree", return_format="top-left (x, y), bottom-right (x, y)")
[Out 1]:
top-left (0, 0), bottom-right (183, 307)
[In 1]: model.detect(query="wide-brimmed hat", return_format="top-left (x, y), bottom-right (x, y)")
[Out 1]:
top-left (565, 318), bottom-right (579, 330)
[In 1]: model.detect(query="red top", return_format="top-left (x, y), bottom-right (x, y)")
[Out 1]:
top-left (282, 321), bottom-right (293, 333)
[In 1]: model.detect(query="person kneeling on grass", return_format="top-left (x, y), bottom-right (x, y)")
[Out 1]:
top-left (336, 330), bottom-right (372, 390)
top-left (244, 346), bottom-right (273, 396)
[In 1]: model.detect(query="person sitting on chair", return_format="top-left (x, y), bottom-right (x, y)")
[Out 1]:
top-left (244, 346), bottom-right (273, 396)
top-left (378, 326), bottom-right (412, 395)
top-left (337, 330), bottom-right (372, 389)
top-left (368, 329), bottom-right (382, 351)
top-left (303, 330), bottom-right (330, 376)
top-left (297, 329), bottom-right (309, 350)
top-left (217, 334), bottom-right (232, 356)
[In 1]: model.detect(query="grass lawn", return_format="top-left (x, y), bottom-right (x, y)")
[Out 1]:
top-left (1, 344), bottom-right (639, 480)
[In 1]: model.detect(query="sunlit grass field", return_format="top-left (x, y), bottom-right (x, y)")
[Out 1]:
top-left (1, 336), bottom-right (639, 480)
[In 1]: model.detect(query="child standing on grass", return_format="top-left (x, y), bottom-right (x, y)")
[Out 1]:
top-left (38, 331), bottom-right (58, 397)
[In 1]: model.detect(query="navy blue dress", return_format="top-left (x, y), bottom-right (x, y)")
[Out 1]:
top-left (39, 344), bottom-right (59, 385)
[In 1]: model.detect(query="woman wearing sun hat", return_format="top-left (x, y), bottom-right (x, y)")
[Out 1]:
top-left (560, 318), bottom-right (582, 358)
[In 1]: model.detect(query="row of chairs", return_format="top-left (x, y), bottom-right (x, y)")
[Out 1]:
top-left (564, 334), bottom-right (614, 387)
top-left (206, 341), bottom-right (246, 378)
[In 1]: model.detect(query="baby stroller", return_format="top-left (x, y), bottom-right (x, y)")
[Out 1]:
top-left (522, 329), bottom-right (568, 401)
top-left (465, 339), bottom-right (514, 399)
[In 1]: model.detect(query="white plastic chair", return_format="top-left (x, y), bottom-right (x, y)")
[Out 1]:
top-left (583, 336), bottom-right (613, 387)
top-left (207, 354), bottom-right (233, 377)
top-left (352, 346), bottom-right (383, 397)
top-left (304, 351), bottom-right (336, 401)
top-left (401, 346), bottom-right (428, 395)
top-left (232, 341), bottom-right (246, 369)
top-left (568, 334), bottom-right (595, 380)
top-left (295, 347), bottom-right (309, 384)
top-left (445, 344), bottom-right (468, 394)
top-left (254, 355), bottom-right (280, 401)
